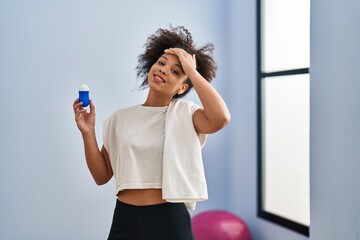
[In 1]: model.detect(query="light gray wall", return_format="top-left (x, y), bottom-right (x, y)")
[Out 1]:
top-left (310, 0), bottom-right (360, 239)
top-left (0, 0), bottom-right (228, 239)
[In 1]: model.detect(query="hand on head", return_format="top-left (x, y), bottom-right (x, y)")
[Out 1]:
top-left (164, 48), bottom-right (197, 76)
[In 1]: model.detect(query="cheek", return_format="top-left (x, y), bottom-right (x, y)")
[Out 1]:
top-left (169, 76), bottom-right (184, 84)
top-left (149, 63), bottom-right (158, 72)
top-left (148, 65), bottom-right (155, 73)
top-left (147, 66), bottom-right (156, 78)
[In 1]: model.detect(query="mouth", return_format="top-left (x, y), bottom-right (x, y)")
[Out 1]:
top-left (154, 73), bottom-right (166, 83)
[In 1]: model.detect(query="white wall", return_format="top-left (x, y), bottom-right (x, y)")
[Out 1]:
top-left (310, 0), bottom-right (360, 239)
top-left (0, 0), bottom-right (228, 239)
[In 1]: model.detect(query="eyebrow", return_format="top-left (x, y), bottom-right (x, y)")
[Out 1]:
top-left (160, 55), bottom-right (184, 73)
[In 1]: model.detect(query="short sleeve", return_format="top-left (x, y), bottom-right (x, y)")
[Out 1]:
top-left (190, 102), bottom-right (207, 148)
top-left (102, 117), bottom-right (112, 152)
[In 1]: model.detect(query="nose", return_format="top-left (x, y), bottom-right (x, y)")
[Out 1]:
top-left (159, 68), bottom-right (167, 76)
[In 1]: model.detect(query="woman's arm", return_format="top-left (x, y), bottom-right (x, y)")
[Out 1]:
top-left (188, 70), bottom-right (231, 134)
top-left (81, 133), bottom-right (113, 185)
top-left (165, 48), bottom-right (231, 134)
top-left (73, 99), bottom-right (113, 185)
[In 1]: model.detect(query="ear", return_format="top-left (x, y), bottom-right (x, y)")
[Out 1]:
top-left (177, 83), bottom-right (189, 95)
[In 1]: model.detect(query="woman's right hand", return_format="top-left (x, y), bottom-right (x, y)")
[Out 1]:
top-left (73, 98), bottom-right (96, 135)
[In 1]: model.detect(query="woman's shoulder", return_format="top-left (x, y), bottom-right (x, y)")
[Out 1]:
top-left (105, 105), bottom-right (139, 121)
top-left (114, 105), bottom-right (138, 114)
top-left (171, 99), bottom-right (202, 113)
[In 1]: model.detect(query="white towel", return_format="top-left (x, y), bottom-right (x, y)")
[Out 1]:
top-left (162, 100), bottom-right (208, 210)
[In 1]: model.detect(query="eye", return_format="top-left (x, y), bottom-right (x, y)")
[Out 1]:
top-left (157, 60), bottom-right (165, 66)
top-left (171, 69), bottom-right (179, 75)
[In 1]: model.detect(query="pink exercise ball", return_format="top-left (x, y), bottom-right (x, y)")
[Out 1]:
top-left (192, 210), bottom-right (252, 240)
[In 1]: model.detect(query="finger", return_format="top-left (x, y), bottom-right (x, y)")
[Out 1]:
top-left (75, 107), bottom-right (86, 116)
top-left (73, 98), bottom-right (80, 106)
top-left (174, 50), bottom-right (188, 60)
top-left (164, 48), bottom-right (176, 55)
top-left (174, 48), bottom-right (190, 56)
top-left (169, 47), bottom-right (184, 52)
top-left (75, 109), bottom-right (87, 121)
top-left (74, 101), bottom-right (83, 108)
top-left (165, 48), bottom-right (185, 55)
top-left (193, 54), bottom-right (197, 66)
top-left (89, 100), bottom-right (96, 115)
top-left (73, 102), bottom-right (84, 112)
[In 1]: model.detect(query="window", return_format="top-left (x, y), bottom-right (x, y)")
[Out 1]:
top-left (257, 0), bottom-right (310, 236)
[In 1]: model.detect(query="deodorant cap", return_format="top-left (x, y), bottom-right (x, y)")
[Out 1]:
top-left (79, 84), bottom-right (89, 91)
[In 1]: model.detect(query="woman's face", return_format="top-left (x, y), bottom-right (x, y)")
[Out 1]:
top-left (147, 53), bottom-right (189, 98)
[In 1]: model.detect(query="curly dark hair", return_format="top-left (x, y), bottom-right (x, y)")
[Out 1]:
top-left (136, 25), bottom-right (217, 99)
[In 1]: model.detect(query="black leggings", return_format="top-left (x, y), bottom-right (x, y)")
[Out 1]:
top-left (107, 200), bottom-right (194, 240)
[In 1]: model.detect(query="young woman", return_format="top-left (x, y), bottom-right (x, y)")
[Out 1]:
top-left (73, 26), bottom-right (230, 240)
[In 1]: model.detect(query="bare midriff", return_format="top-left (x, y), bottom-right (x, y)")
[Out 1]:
top-left (117, 189), bottom-right (166, 206)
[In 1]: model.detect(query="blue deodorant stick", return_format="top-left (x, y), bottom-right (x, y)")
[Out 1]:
top-left (79, 84), bottom-right (90, 107)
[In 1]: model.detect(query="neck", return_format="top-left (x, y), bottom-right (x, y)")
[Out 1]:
top-left (143, 91), bottom-right (172, 107)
